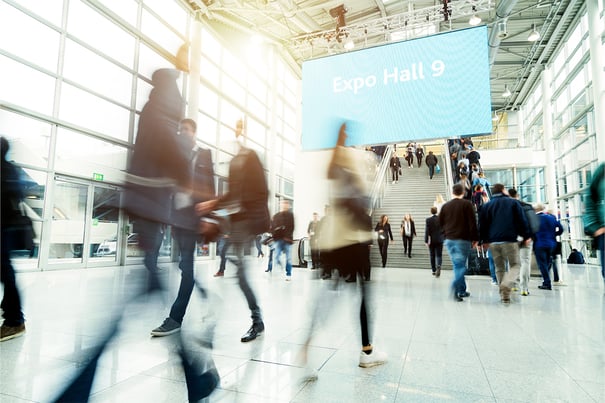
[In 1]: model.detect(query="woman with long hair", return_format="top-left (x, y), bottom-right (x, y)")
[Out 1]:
top-left (374, 215), bottom-right (393, 267)
top-left (401, 214), bottom-right (417, 258)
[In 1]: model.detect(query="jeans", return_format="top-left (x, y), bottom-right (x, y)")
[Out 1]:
top-left (136, 219), bottom-right (164, 291)
top-left (428, 165), bottom-right (435, 179)
top-left (429, 242), bottom-right (443, 272)
top-left (255, 235), bottom-right (263, 257)
top-left (273, 239), bottom-right (293, 276)
top-left (534, 246), bottom-right (553, 287)
top-left (217, 237), bottom-right (230, 273)
top-left (444, 239), bottom-right (471, 296)
top-left (169, 228), bottom-right (199, 323)
top-left (490, 242), bottom-right (520, 296)
top-left (1, 231), bottom-right (24, 326)
top-left (391, 168), bottom-right (399, 182)
top-left (487, 248), bottom-right (497, 282)
top-left (519, 243), bottom-right (532, 291)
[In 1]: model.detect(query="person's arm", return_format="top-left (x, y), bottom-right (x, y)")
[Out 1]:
top-left (388, 223), bottom-right (394, 240)
top-left (424, 219), bottom-right (430, 244)
top-left (411, 221), bottom-right (417, 237)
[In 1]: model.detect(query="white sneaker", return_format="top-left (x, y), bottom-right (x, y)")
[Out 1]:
top-left (285, 275), bottom-right (291, 281)
top-left (553, 281), bottom-right (565, 286)
top-left (359, 348), bottom-right (387, 368)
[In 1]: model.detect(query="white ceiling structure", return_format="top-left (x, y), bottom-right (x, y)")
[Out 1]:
top-left (185, 0), bottom-right (585, 113)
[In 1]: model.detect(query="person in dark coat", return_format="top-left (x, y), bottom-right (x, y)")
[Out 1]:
top-left (425, 207), bottom-right (444, 277)
top-left (390, 153), bottom-right (401, 183)
top-left (533, 204), bottom-right (564, 290)
top-left (415, 145), bottom-right (425, 167)
top-left (197, 118), bottom-right (270, 343)
top-left (151, 118), bottom-right (216, 336)
top-left (374, 215), bottom-right (393, 267)
top-left (425, 151), bottom-right (438, 179)
top-left (270, 199), bottom-right (295, 279)
top-left (1, 137), bottom-right (28, 342)
top-left (567, 248), bottom-right (585, 264)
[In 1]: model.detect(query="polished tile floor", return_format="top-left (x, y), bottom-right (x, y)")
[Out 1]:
top-left (1, 257), bottom-right (604, 402)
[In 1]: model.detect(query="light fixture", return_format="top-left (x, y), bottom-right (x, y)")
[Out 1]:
top-left (502, 85), bottom-right (512, 98)
top-left (492, 111), bottom-right (499, 121)
top-left (344, 38), bottom-right (354, 50)
top-left (496, 20), bottom-right (508, 39)
top-left (469, 7), bottom-right (481, 26)
top-left (528, 23), bottom-right (540, 42)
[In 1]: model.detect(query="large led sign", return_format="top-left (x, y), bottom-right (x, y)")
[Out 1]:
top-left (302, 26), bottom-right (492, 150)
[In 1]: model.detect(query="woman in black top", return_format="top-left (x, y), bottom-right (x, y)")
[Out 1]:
top-left (375, 215), bottom-right (394, 267)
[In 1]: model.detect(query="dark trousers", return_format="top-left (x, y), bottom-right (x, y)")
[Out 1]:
top-left (377, 239), bottom-right (389, 267)
top-left (1, 231), bottom-right (24, 326)
top-left (428, 165), bottom-right (435, 179)
top-left (429, 243), bottom-right (443, 272)
top-left (230, 223), bottom-right (262, 325)
top-left (597, 234), bottom-right (605, 280)
top-left (417, 155), bottom-right (423, 167)
top-left (217, 237), bottom-right (230, 273)
top-left (534, 246), bottom-right (553, 287)
top-left (310, 239), bottom-right (320, 269)
top-left (402, 236), bottom-right (413, 257)
top-left (169, 228), bottom-right (200, 323)
top-left (391, 168), bottom-right (399, 181)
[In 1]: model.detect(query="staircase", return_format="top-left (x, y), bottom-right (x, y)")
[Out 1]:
top-left (370, 158), bottom-right (451, 270)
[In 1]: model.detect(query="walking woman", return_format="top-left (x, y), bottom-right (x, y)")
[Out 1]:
top-left (375, 215), bottom-right (394, 267)
top-left (401, 214), bottom-right (417, 258)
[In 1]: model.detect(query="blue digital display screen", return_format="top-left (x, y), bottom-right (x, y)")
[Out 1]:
top-left (301, 26), bottom-right (492, 150)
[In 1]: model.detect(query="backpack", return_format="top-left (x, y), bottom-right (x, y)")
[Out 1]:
top-left (520, 202), bottom-right (540, 234)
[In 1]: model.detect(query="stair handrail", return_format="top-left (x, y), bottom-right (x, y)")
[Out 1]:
top-left (368, 145), bottom-right (394, 216)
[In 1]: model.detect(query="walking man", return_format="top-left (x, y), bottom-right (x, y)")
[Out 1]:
top-left (197, 118), bottom-right (270, 342)
top-left (439, 184), bottom-right (478, 301)
top-left (151, 118), bottom-right (215, 336)
top-left (479, 184), bottom-right (532, 303)
top-left (270, 199), bottom-right (295, 280)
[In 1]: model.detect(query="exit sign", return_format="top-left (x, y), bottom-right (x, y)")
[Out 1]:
top-left (92, 173), bottom-right (104, 181)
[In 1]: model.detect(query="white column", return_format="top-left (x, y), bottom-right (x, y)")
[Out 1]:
top-left (587, 0), bottom-right (605, 164)
top-left (542, 66), bottom-right (558, 213)
top-left (186, 19), bottom-right (202, 118)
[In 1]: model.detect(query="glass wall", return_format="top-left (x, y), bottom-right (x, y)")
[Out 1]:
top-left (0, 0), bottom-right (301, 270)
top-left (520, 7), bottom-right (603, 261)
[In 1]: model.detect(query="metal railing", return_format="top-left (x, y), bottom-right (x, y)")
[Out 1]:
top-left (368, 145), bottom-right (394, 216)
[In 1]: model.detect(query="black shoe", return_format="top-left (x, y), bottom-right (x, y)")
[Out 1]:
top-left (435, 266), bottom-right (441, 278)
top-left (321, 274), bottom-right (332, 280)
top-left (538, 285), bottom-right (552, 290)
top-left (454, 294), bottom-right (463, 302)
top-left (265, 269), bottom-right (272, 272)
top-left (458, 291), bottom-right (470, 298)
top-left (345, 276), bottom-right (356, 283)
top-left (241, 323), bottom-right (264, 342)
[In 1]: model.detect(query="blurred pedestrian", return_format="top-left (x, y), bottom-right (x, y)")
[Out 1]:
top-left (1, 137), bottom-right (30, 342)
top-left (197, 118), bottom-right (270, 343)
top-left (374, 215), bottom-right (393, 267)
top-left (583, 162), bottom-right (604, 283)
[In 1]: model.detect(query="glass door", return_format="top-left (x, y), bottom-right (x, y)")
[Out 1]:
top-left (88, 186), bottom-right (120, 264)
top-left (48, 180), bottom-right (88, 263)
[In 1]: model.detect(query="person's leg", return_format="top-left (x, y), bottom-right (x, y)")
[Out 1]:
top-left (597, 234), bottom-right (605, 280)
top-left (408, 237), bottom-right (413, 257)
top-left (490, 244), bottom-right (507, 285)
top-left (255, 236), bottom-right (263, 257)
top-left (273, 240), bottom-right (284, 273)
top-left (429, 244), bottom-right (436, 273)
top-left (168, 229), bottom-right (197, 324)
top-left (284, 242), bottom-right (292, 277)
top-left (402, 237), bottom-right (407, 255)
top-left (501, 242), bottom-right (520, 291)
top-left (487, 248), bottom-right (497, 283)
top-left (230, 228), bottom-right (263, 336)
top-left (1, 233), bottom-right (24, 328)
top-left (444, 239), bottom-right (470, 299)
top-left (266, 247), bottom-right (274, 272)
top-left (534, 247), bottom-right (552, 288)
top-left (219, 238), bottom-right (229, 273)
top-left (428, 165), bottom-right (434, 179)
top-left (550, 250), bottom-right (560, 282)
top-left (519, 244), bottom-right (531, 293)
top-left (137, 219), bottom-right (164, 291)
